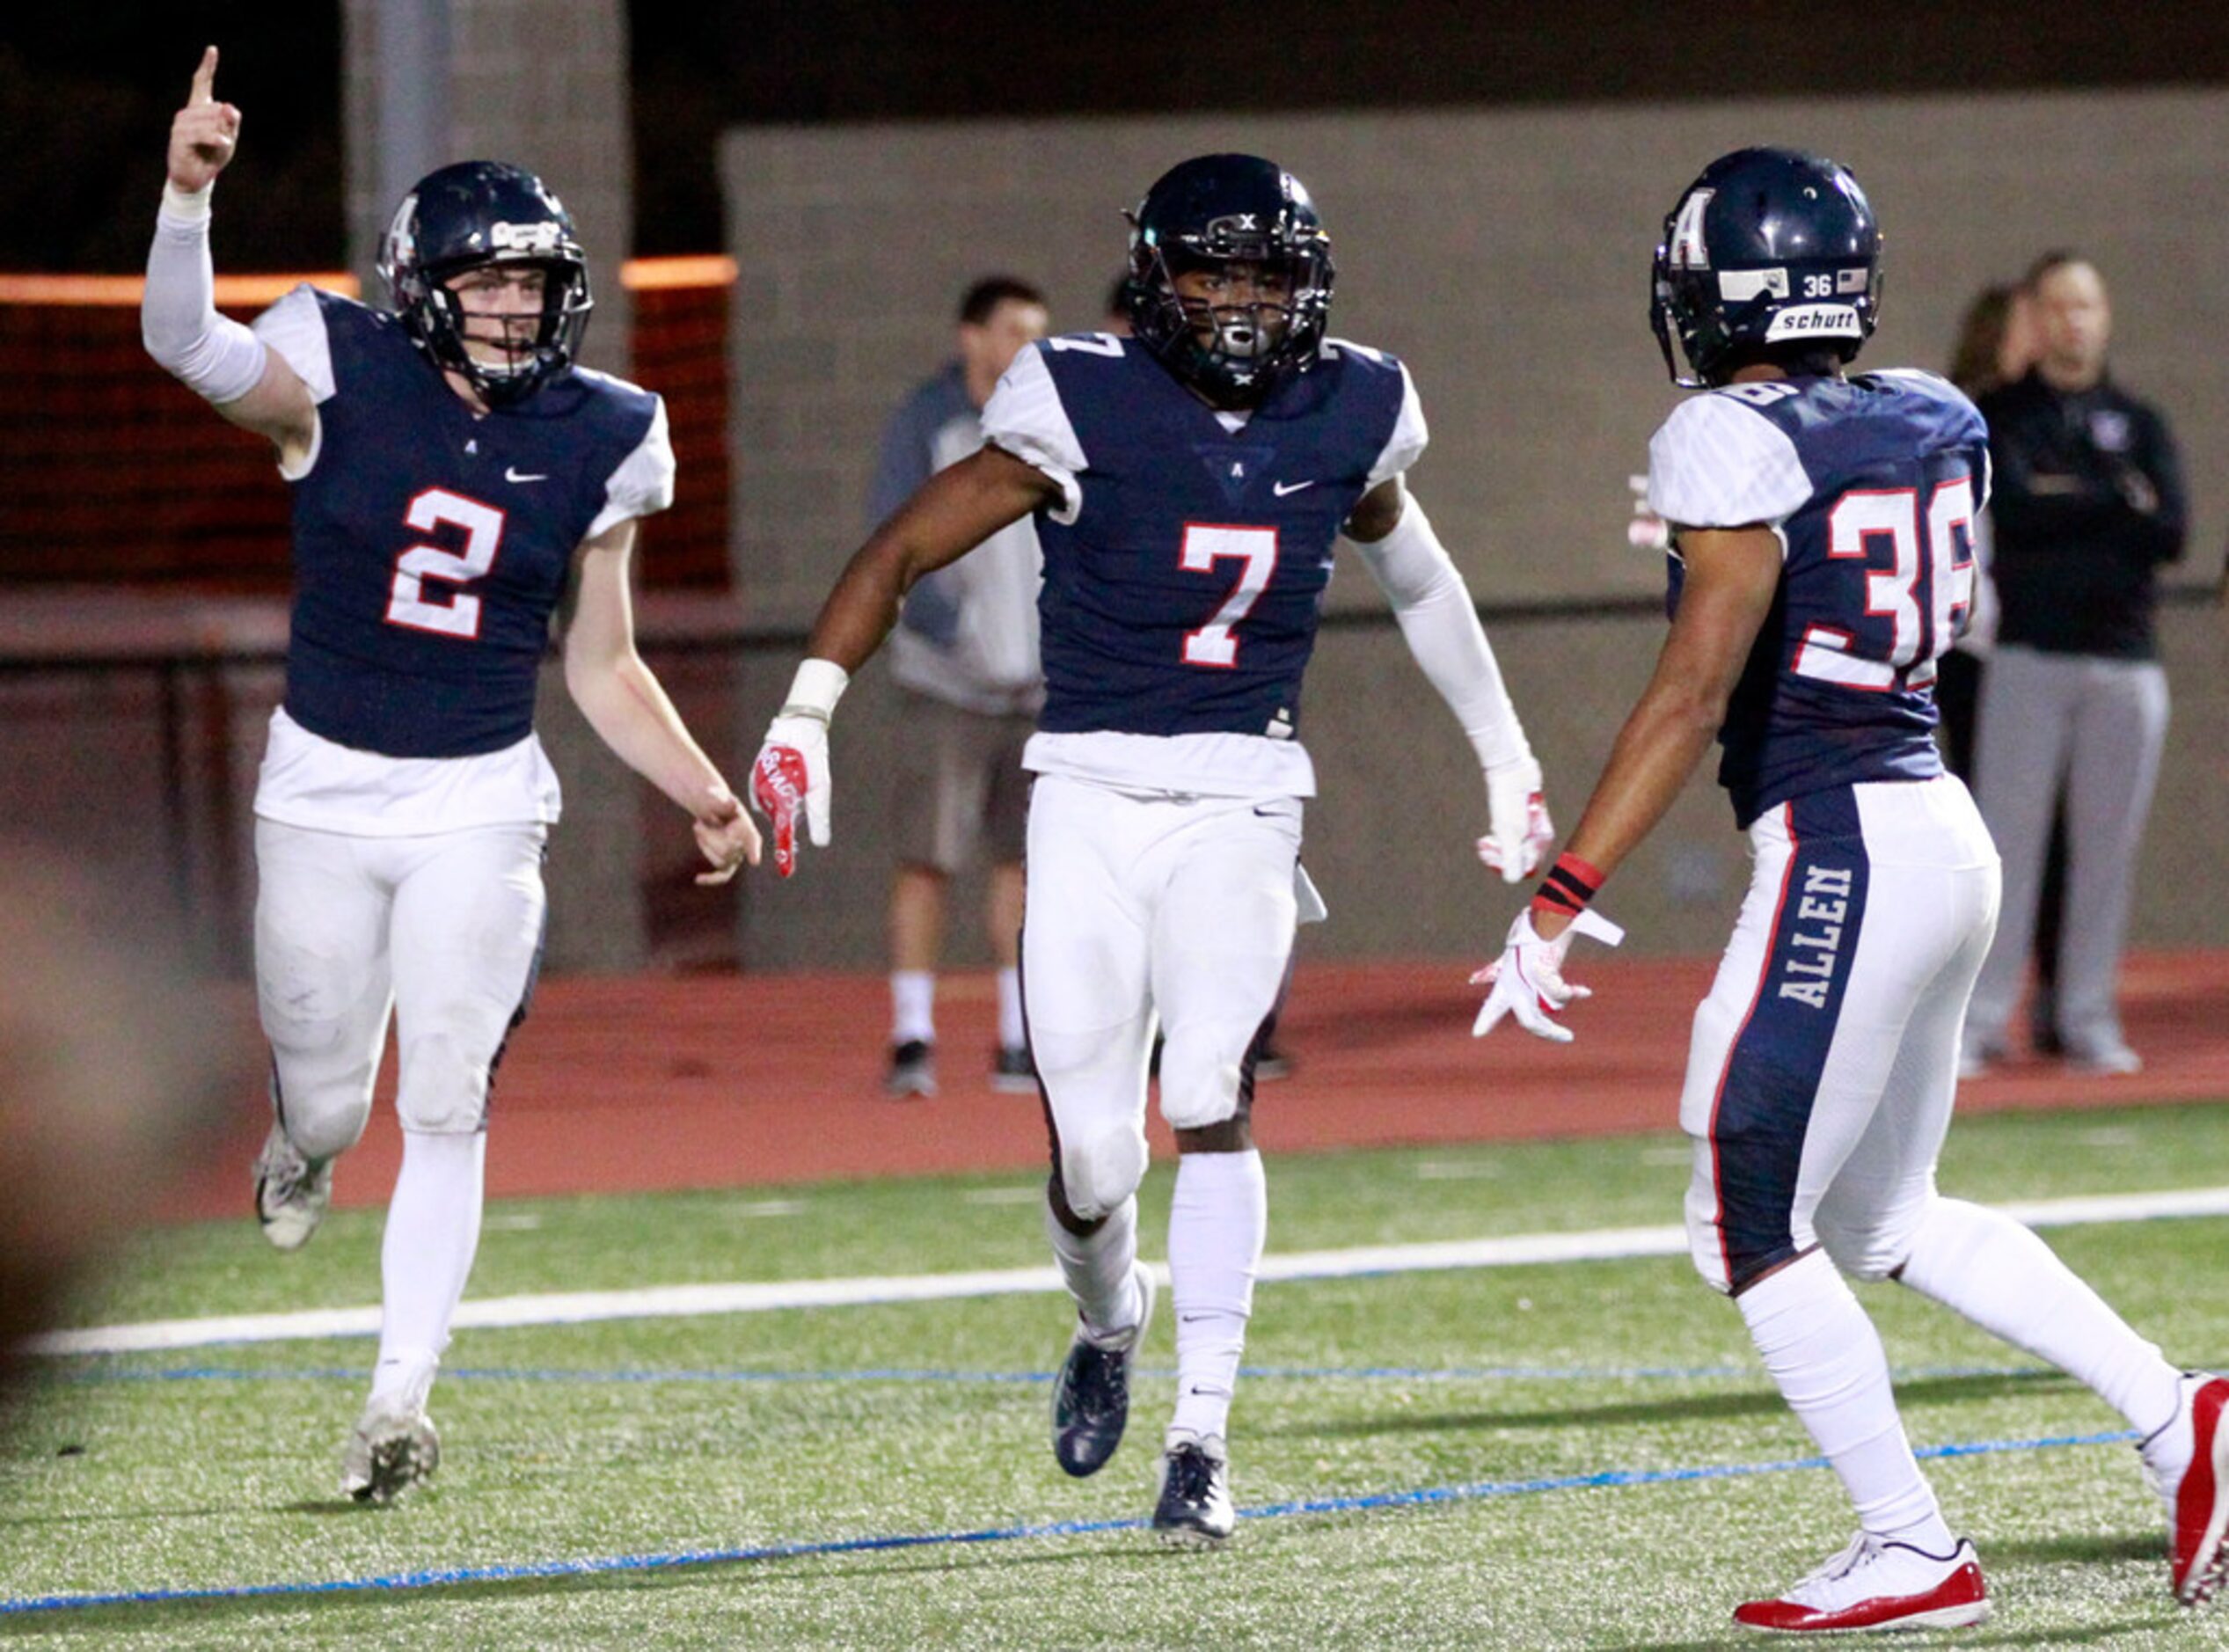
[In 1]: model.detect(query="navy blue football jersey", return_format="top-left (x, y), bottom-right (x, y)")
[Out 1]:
top-left (253, 288), bottom-right (670, 760)
top-left (983, 333), bottom-right (1419, 743)
top-left (1647, 369), bottom-right (1990, 827)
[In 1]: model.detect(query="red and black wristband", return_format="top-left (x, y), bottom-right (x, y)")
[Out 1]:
top-left (1530, 852), bottom-right (1604, 921)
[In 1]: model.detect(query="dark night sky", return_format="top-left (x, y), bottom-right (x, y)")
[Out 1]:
top-left (7, 3), bottom-right (2228, 271)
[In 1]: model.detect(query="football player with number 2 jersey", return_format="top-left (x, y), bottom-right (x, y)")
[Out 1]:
top-left (143, 48), bottom-right (759, 1504)
top-left (1474, 147), bottom-right (2226, 1629)
top-left (751, 154), bottom-right (1553, 1541)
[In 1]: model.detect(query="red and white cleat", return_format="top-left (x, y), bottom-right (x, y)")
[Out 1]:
top-left (1734, 1533), bottom-right (1990, 1634)
top-left (2142, 1371), bottom-right (2229, 1607)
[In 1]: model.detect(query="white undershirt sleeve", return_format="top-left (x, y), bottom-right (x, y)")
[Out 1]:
top-left (1350, 495), bottom-right (1531, 773)
top-left (1645, 393), bottom-right (1812, 538)
top-left (981, 343), bottom-right (1087, 524)
top-left (1365, 358), bottom-right (1430, 488)
top-left (587, 396), bottom-right (678, 539)
top-left (141, 184), bottom-right (269, 406)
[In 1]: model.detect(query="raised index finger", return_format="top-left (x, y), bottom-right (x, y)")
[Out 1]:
top-left (188, 45), bottom-right (219, 106)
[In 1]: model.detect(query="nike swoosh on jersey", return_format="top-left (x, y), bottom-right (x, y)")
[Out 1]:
top-left (506, 466), bottom-right (550, 483)
top-left (1271, 479), bottom-right (1315, 496)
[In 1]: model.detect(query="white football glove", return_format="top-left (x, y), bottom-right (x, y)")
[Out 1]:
top-left (1475, 756), bottom-right (1554, 884)
top-left (1470, 907), bottom-right (1625, 1042)
top-left (749, 713), bottom-right (830, 879)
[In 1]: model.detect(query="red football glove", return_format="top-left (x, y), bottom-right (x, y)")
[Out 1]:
top-left (748, 713), bottom-right (830, 878)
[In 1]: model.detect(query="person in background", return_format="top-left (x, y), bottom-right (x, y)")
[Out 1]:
top-left (1962, 252), bottom-right (2186, 1077)
top-left (1941, 283), bottom-right (2073, 1057)
top-left (872, 277), bottom-right (1050, 1098)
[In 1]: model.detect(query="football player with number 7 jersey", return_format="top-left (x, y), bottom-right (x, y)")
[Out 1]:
top-left (143, 48), bottom-right (760, 1505)
top-left (751, 153), bottom-right (1553, 1542)
top-left (1473, 147), bottom-right (2227, 1630)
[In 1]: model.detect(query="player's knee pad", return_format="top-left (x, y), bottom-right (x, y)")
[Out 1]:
top-left (1816, 1197), bottom-right (1934, 1283)
top-left (270, 1062), bottom-right (374, 1162)
top-left (395, 1029), bottom-right (496, 1136)
top-left (1057, 1122), bottom-right (1149, 1224)
top-left (1156, 1028), bottom-right (1245, 1132)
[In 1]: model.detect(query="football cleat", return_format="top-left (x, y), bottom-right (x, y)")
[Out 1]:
top-left (1734, 1533), bottom-right (1989, 1634)
top-left (340, 1403), bottom-right (441, 1505)
top-left (991, 1044), bottom-right (1038, 1094)
top-left (2141, 1371), bottom-right (2229, 1606)
top-left (1152, 1435), bottom-right (1235, 1546)
top-left (883, 1039), bottom-right (937, 1100)
top-left (252, 1119), bottom-right (333, 1252)
top-left (1050, 1262), bottom-right (1154, 1478)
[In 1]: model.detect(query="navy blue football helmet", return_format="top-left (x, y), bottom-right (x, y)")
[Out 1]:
top-left (378, 160), bottom-right (593, 404)
top-left (1651, 148), bottom-right (1882, 388)
top-left (1123, 154), bottom-right (1334, 408)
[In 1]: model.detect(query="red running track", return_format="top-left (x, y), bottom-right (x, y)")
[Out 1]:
top-left (164, 949), bottom-right (2229, 1224)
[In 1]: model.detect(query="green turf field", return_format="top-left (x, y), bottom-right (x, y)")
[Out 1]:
top-left (5, 1102), bottom-right (2227, 1648)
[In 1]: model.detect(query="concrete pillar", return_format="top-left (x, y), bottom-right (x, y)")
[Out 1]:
top-left (341, 0), bottom-right (644, 970)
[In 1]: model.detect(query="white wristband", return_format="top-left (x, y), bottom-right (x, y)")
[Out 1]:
top-left (779, 658), bottom-right (850, 722)
top-left (160, 180), bottom-right (213, 223)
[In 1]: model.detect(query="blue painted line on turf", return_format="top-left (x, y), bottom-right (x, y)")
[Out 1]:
top-left (0, 1424), bottom-right (2141, 1618)
top-left (54, 1359), bottom-right (2066, 1387)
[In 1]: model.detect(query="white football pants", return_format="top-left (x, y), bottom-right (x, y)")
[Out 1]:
top-left (1680, 777), bottom-right (1999, 1294)
top-left (1023, 775), bottom-right (1300, 1221)
top-left (254, 818), bottom-right (548, 1159)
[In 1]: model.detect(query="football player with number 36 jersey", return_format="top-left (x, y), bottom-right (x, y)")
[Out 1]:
top-left (143, 48), bottom-right (759, 1505)
top-left (751, 153), bottom-right (1552, 1541)
top-left (1473, 147), bottom-right (2226, 1630)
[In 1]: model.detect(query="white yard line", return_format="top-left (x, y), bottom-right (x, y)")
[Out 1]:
top-left (30, 1185), bottom-right (2229, 1357)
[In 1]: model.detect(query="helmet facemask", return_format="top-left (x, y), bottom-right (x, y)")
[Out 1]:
top-left (419, 253), bottom-right (592, 405)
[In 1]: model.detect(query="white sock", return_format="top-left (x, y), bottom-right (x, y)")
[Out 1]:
top-left (890, 970), bottom-right (935, 1044)
top-left (1167, 1148), bottom-right (1267, 1446)
top-left (996, 968), bottom-right (1025, 1049)
top-left (1739, 1249), bottom-right (1952, 1551)
top-left (1896, 1196), bottom-right (2182, 1436)
top-left (369, 1129), bottom-right (486, 1413)
top-left (1046, 1192), bottom-right (1141, 1342)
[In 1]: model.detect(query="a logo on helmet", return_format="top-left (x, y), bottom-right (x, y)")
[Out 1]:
top-left (1763, 303), bottom-right (1861, 340)
top-left (385, 194), bottom-right (419, 268)
top-left (1668, 188), bottom-right (1716, 271)
top-left (1718, 268), bottom-right (1790, 302)
top-left (489, 220), bottom-right (564, 254)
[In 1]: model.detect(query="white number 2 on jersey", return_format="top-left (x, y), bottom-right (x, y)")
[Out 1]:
top-left (1180, 524), bottom-right (1279, 668)
top-left (385, 488), bottom-right (507, 639)
top-left (1794, 477), bottom-right (1975, 690)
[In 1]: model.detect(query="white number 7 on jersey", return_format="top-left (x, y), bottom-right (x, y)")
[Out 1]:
top-left (1180, 523), bottom-right (1279, 668)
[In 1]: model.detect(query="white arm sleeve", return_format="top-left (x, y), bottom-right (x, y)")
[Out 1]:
top-left (250, 285), bottom-right (335, 400)
top-left (140, 185), bottom-right (268, 406)
top-left (981, 343), bottom-right (1086, 524)
top-left (1350, 496), bottom-right (1531, 773)
top-left (1645, 393), bottom-right (1811, 536)
top-left (587, 396), bottom-right (678, 539)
